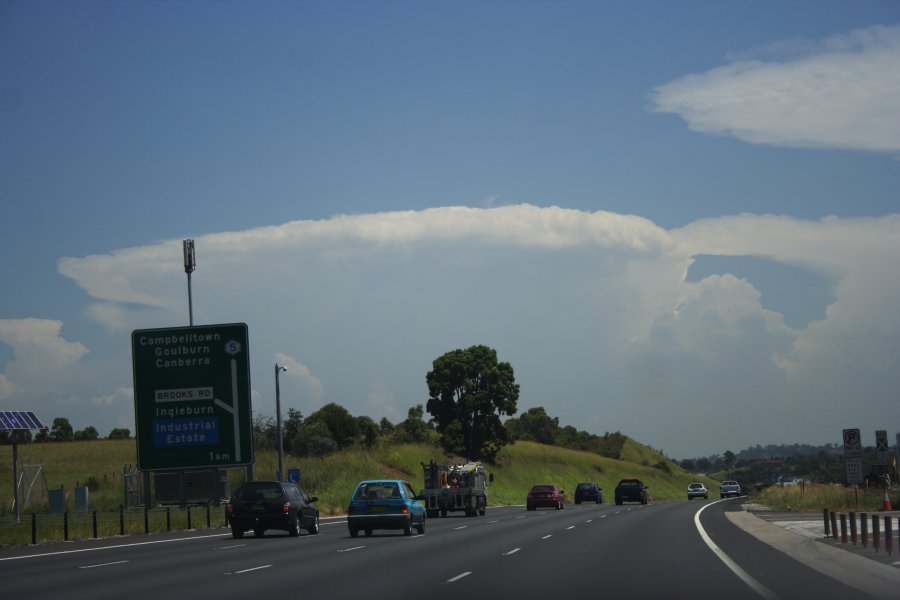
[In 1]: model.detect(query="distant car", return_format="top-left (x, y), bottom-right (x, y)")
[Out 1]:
top-left (720, 481), bottom-right (742, 498)
top-left (574, 482), bottom-right (603, 504)
top-left (347, 479), bottom-right (426, 537)
top-left (527, 483), bottom-right (565, 510)
top-left (226, 480), bottom-right (319, 538)
top-left (614, 478), bottom-right (649, 505)
top-left (687, 482), bottom-right (708, 500)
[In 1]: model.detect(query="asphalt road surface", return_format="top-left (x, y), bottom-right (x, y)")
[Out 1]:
top-left (2, 499), bottom-right (897, 599)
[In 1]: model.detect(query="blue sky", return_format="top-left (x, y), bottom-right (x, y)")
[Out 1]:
top-left (1, 0), bottom-right (899, 458)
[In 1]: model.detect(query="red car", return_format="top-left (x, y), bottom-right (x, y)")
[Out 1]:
top-left (526, 483), bottom-right (565, 510)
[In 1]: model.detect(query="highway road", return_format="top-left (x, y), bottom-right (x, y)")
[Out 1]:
top-left (1, 499), bottom-right (895, 599)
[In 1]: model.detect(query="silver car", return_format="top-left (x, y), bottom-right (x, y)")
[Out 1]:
top-left (720, 480), bottom-right (742, 498)
top-left (687, 482), bottom-right (708, 500)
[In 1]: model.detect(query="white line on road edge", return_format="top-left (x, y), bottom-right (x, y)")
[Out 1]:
top-left (503, 548), bottom-right (521, 556)
top-left (694, 503), bottom-right (779, 600)
top-left (0, 532), bottom-right (233, 561)
top-left (447, 571), bottom-right (472, 583)
top-left (337, 546), bottom-right (366, 553)
top-left (79, 560), bottom-right (128, 569)
top-left (454, 526), bottom-right (468, 530)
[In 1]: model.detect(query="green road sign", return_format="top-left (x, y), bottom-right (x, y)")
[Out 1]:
top-left (132, 323), bottom-right (254, 470)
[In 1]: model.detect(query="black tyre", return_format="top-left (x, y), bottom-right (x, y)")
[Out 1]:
top-left (307, 514), bottom-right (319, 535)
top-left (364, 528), bottom-right (373, 537)
top-left (231, 527), bottom-right (244, 539)
top-left (254, 527), bottom-right (265, 537)
top-left (403, 521), bottom-right (412, 536)
top-left (288, 516), bottom-right (301, 537)
top-left (349, 525), bottom-right (358, 538)
top-left (416, 516), bottom-right (425, 535)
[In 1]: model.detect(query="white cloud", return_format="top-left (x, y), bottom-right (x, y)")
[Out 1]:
top-left (6, 205), bottom-right (896, 456)
top-left (650, 25), bottom-right (900, 152)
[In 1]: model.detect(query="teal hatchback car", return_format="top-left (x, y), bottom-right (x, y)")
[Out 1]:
top-left (347, 479), bottom-right (426, 537)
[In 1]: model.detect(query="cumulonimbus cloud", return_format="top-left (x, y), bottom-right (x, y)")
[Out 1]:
top-left (649, 25), bottom-right (900, 152)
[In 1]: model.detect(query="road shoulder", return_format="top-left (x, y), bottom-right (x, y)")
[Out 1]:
top-left (727, 510), bottom-right (900, 598)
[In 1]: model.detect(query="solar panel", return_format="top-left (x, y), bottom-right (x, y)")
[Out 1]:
top-left (0, 411), bottom-right (47, 431)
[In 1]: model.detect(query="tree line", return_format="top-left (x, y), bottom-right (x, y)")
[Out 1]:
top-left (0, 345), bottom-right (627, 463)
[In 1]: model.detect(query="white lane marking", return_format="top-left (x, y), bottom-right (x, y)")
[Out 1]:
top-left (542, 534), bottom-right (552, 540)
top-left (0, 532), bottom-right (233, 562)
top-left (229, 565), bottom-right (272, 575)
top-left (337, 546), bottom-right (366, 553)
top-left (586, 519), bottom-right (593, 523)
top-left (79, 560), bottom-right (128, 569)
top-left (215, 544), bottom-right (245, 550)
top-left (454, 525), bottom-right (468, 530)
top-left (447, 571), bottom-right (471, 583)
top-left (694, 503), bottom-right (779, 600)
top-left (503, 548), bottom-right (521, 556)
top-left (516, 515), bottom-right (526, 519)
top-left (566, 525), bottom-right (575, 530)
top-left (488, 520), bottom-right (499, 524)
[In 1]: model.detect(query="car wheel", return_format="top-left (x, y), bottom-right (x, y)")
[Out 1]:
top-left (307, 513), bottom-right (319, 535)
top-left (288, 515), bottom-right (301, 537)
top-left (416, 517), bottom-right (425, 535)
top-left (254, 527), bottom-right (265, 537)
top-left (404, 521), bottom-right (412, 536)
top-left (575, 499), bottom-right (581, 505)
top-left (364, 528), bottom-right (373, 537)
top-left (231, 527), bottom-right (244, 539)
top-left (440, 509), bottom-right (448, 518)
top-left (527, 505), bottom-right (535, 511)
top-left (349, 525), bottom-right (358, 538)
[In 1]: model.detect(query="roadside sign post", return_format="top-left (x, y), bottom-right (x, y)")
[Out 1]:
top-left (843, 428), bottom-right (864, 485)
top-left (132, 323), bottom-right (254, 472)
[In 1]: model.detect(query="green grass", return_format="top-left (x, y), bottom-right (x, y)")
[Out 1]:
top-left (0, 436), bottom-right (721, 546)
top-left (753, 482), bottom-right (899, 512)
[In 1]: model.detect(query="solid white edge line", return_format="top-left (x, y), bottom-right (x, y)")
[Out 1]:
top-left (694, 502), bottom-right (779, 600)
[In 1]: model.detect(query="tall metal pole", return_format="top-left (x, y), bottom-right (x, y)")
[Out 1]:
top-left (275, 364), bottom-right (287, 481)
top-left (183, 239), bottom-right (196, 326)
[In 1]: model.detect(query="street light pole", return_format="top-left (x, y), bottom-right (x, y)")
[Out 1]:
top-left (183, 239), bottom-right (196, 326)
top-left (275, 364), bottom-right (287, 481)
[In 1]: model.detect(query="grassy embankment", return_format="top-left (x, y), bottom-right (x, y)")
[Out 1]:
top-left (753, 482), bottom-right (895, 513)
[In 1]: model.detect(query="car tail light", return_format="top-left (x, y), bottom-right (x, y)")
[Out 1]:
top-left (282, 502), bottom-right (291, 515)
top-left (401, 506), bottom-right (409, 514)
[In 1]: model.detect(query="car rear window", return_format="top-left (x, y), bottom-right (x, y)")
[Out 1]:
top-left (236, 483), bottom-right (284, 501)
top-left (531, 485), bottom-right (555, 492)
top-left (354, 482), bottom-right (402, 500)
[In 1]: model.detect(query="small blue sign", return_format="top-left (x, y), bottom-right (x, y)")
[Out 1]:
top-left (152, 417), bottom-right (219, 447)
top-left (287, 468), bottom-right (301, 484)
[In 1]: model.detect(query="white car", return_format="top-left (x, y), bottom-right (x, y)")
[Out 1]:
top-left (687, 482), bottom-right (708, 500)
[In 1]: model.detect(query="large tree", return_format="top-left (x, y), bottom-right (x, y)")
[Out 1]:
top-left (426, 345), bottom-right (519, 461)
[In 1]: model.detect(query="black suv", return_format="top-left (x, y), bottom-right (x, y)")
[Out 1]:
top-left (614, 478), bottom-right (649, 505)
top-left (574, 482), bottom-right (603, 504)
top-left (227, 481), bottom-right (319, 538)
